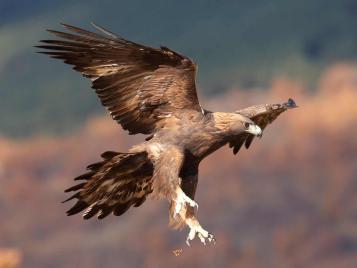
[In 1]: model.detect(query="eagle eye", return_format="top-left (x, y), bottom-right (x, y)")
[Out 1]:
top-left (244, 122), bottom-right (250, 129)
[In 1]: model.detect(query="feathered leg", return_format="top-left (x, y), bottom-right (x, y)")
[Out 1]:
top-left (145, 143), bottom-right (198, 212)
top-left (172, 187), bottom-right (198, 217)
top-left (144, 143), bottom-right (215, 245)
top-left (169, 159), bottom-right (215, 246)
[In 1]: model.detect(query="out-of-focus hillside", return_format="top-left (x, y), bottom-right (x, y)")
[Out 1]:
top-left (0, 248), bottom-right (22, 268)
top-left (0, 64), bottom-right (356, 267)
top-left (1, 0), bottom-right (357, 137)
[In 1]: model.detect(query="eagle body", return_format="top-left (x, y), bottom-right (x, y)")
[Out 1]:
top-left (143, 112), bottom-right (226, 158)
top-left (37, 23), bottom-right (297, 245)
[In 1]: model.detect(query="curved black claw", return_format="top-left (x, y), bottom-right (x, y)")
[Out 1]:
top-left (207, 233), bottom-right (216, 245)
top-left (186, 228), bottom-right (216, 246)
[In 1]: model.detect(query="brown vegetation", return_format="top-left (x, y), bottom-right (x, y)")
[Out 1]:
top-left (0, 248), bottom-right (22, 268)
top-left (0, 64), bottom-right (357, 267)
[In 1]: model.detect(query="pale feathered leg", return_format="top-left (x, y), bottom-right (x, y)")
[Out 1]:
top-left (146, 143), bottom-right (214, 245)
top-left (173, 186), bottom-right (198, 217)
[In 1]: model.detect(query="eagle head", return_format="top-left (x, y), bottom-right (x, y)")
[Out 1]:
top-left (244, 121), bottom-right (262, 138)
top-left (214, 113), bottom-right (262, 137)
top-left (239, 117), bottom-right (262, 138)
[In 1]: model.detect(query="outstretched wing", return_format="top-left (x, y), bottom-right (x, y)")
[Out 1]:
top-left (37, 23), bottom-right (201, 135)
top-left (229, 98), bottom-right (297, 155)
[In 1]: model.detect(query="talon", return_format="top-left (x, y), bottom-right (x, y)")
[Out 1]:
top-left (186, 228), bottom-right (196, 246)
top-left (186, 239), bottom-right (190, 247)
top-left (188, 200), bottom-right (198, 210)
top-left (182, 193), bottom-right (198, 209)
top-left (208, 233), bottom-right (216, 244)
top-left (174, 187), bottom-right (198, 215)
top-left (197, 233), bottom-right (206, 245)
top-left (185, 225), bottom-right (216, 246)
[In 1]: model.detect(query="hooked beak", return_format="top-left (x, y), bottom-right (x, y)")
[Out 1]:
top-left (247, 124), bottom-right (262, 138)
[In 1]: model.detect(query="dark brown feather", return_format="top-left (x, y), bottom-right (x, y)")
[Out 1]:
top-left (83, 204), bottom-right (101, 220)
top-left (63, 151), bottom-right (154, 219)
top-left (66, 200), bottom-right (89, 216)
top-left (113, 203), bottom-right (131, 216)
top-left (101, 151), bottom-right (120, 159)
top-left (73, 171), bottom-right (95, 181)
top-left (64, 183), bottom-right (86, 192)
top-left (37, 23), bottom-right (202, 135)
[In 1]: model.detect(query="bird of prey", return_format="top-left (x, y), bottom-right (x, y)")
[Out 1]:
top-left (37, 23), bottom-right (297, 245)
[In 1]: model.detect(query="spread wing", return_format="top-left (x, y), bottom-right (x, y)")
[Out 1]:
top-left (229, 98), bottom-right (297, 155)
top-left (36, 23), bottom-right (201, 135)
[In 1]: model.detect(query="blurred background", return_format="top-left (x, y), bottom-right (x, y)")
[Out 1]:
top-left (1, 0), bottom-right (357, 267)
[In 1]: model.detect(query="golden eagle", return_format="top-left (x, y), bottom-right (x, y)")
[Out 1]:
top-left (37, 23), bottom-right (297, 245)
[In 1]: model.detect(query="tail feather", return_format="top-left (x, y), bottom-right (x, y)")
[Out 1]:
top-left (133, 196), bottom-right (146, 207)
top-left (64, 182), bottom-right (86, 192)
top-left (101, 151), bottom-right (120, 159)
top-left (66, 200), bottom-right (88, 216)
top-left (63, 151), bottom-right (154, 219)
top-left (97, 205), bottom-right (112, 219)
top-left (83, 203), bottom-right (101, 220)
top-left (73, 171), bottom-right (95, 181)
top-left (86, 162), bottom-right (105, 171)
top-left (62, 192), bottom-right (80, 203)
top-left (113, 203), bottom-right (131, 216)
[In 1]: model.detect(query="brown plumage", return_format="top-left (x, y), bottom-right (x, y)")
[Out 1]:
top-left (37, 23), bottom-right (297, 245)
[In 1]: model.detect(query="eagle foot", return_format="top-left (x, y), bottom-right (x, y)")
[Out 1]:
top-left (173, 188), bottom-right (198, 217)
top-left (186, 226), bottom-right (216, 246)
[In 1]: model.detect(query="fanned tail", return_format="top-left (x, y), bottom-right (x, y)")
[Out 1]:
top-left (64, 151), bottom-right (154, 219)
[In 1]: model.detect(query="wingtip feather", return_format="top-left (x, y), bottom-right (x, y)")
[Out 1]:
top-left (91, 22), bottom-right (119, 38)
top-left (284, 98), bottom-right (298, 108)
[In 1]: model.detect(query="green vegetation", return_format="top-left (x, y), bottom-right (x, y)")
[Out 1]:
top-left (1, 0), bottom-right (356, 137)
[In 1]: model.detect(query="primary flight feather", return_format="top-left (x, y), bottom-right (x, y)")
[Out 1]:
top-left (37, 23), bottom-right (297, 245)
